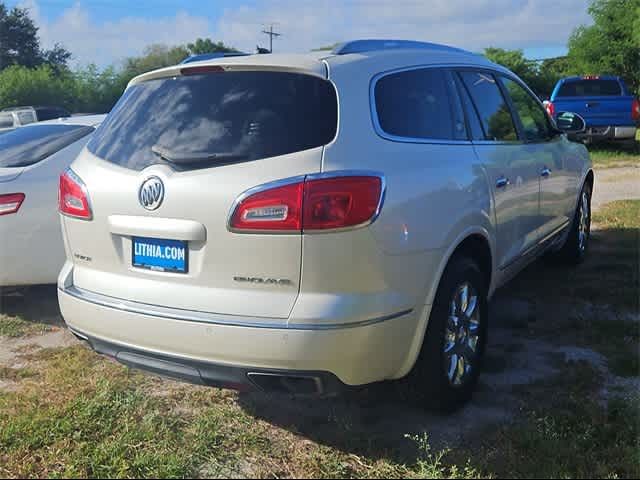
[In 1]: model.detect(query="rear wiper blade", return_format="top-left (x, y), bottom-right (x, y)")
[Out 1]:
top-left (151, 144), bottom-right (248, 164)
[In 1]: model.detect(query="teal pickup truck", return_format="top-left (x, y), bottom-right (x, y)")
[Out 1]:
top-left (545, 76), bottom-right (639, 146)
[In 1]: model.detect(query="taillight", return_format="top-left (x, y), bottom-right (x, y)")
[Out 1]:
top-left (632, 98), bottom-right (640, 121)
top-left (59, 169), bottom-right (92, 220)
top-left (545, 101), bottom-right (555, 118)
top-left (229, 173), bottom-right (384, 233)
top-left (229, 181), bottom-right (304, 232)
top-left (0, 193), bottom-right (25, 216)
top-left (303, 176), bottom-right (382, 230)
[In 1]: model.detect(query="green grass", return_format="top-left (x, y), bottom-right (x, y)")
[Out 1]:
top-left (589, 132), bottom-right (640, 168)
top-left (470, 362), bottom-right (640, 478)
top-left (506, 200), bottom-right (639, 377)
top-left (0, 314), bottom-right (52, 338)
top-left (1, 345), bottom-right (637, 478)
top-left (0, 346), bottom-right (481, 479)
top-left (509, 200), bottom-right (639, 310)
top-left (593, 199), bottom-right (640, 230)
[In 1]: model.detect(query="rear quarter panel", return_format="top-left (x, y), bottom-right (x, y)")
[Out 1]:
top-left (299, 55), bottom-right (495, 378)
top-left (301, 56), bottom-right (495, 322)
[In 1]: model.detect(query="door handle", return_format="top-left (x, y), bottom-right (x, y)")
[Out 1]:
top-left (496, 176), bottom-right (510, 188)
top-left (541, 167), bottom-right (552, 177)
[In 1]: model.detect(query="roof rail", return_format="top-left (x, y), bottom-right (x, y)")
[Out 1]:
top-left (332, 39), bottom-right (471, 56)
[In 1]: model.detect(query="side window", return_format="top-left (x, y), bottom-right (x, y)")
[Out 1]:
top-left (37, 109), bottom-right (54, 121)
top-left (374, 68), bottom-right (457, 140)
top-left (459, 71), bottom-right (518, 142)
top-left (0, 114), bottom-right (14, 129)
top-left (453, 74), bottom-right (485, 141)
top-left (17, 112), bottom-right (36, 125)
top-left (501, 76), bottom-right (552, 142)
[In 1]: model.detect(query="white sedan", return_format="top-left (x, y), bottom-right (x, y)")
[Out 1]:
top-left (0, 115), bottom-right (105, 286)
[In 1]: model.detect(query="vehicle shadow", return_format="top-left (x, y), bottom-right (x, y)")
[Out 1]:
top-left (236, 224), bottom-right (639, 464)
top-left (0, 285), bottom-right (64, 327)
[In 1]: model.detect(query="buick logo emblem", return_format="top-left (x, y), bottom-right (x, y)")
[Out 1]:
top-left (139, 176), bottom-right (164, 210)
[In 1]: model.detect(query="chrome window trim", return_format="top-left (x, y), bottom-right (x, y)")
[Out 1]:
top-left (226, 170), bottom-right (386, 235)
top-left (60, 284), bottom-right (412, 331)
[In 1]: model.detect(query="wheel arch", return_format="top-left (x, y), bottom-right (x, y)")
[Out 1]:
top-left (392, 227), bottom-right (495, 380)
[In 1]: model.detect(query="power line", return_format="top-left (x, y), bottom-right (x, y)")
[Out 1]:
top-left (261, 24), bottom-right (281, 53)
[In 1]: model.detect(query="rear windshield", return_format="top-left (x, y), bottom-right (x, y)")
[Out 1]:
top-left (557, 79), bottom-right (622, 97)
top-left (88, 71), bottom-right (338, 171)
top-left (0, 124), bottom-right (94, 168)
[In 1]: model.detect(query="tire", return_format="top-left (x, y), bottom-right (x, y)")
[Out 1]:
top-left (407, 254), bottom-right (488, 412)
top-left (557, 182), bottom-right (592, 264)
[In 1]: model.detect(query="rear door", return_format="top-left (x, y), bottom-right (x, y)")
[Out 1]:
top-left (63, 68), bottom-right (338, 320)
top-left (456, 70), bottom-right (541, 269)
top-left (499, 75), bottom-right (574, 237)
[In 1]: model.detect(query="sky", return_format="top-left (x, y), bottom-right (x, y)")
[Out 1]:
top-left (7, 0), bottom-right (593, 68)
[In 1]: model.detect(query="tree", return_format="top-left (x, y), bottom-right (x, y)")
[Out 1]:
top-left (0, 65), bottom-right (75, 109)
top-left (0, 2), bottom-right (72, 72)
top-left (41, 43), bottom-right (72, 74)
top-left (121, 44), bottom-right (189, 78)
top-left (0, 4), bottom-right (41, 69)
top-left (186, 38), bottom-right (237, 55)
top-left (483, 48), bottom-right (551, 95)
top-left (567, 0), bottom-right (640, 94)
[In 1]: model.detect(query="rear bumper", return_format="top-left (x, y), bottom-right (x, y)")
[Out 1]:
top-left (579, 125), bottom-right (637, 141)
top-left (68, 326), bottom-right (346, 395)
top-left (58, 284), bottom-right (422, 391)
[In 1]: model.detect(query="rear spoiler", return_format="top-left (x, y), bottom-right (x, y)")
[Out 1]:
top-left (128, 59), bottom-right (327, 88)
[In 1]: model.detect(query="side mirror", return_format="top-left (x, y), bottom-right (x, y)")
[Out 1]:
top-left (555, 111), bottom-right (586, 134)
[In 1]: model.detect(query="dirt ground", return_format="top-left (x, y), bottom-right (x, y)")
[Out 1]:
top-left (592, 166), bottom-right (640, 210)
top-left (0, 166), bottom-right (638, 464)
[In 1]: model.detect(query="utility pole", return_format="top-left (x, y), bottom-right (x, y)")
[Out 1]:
top-left (261, 24), bottom-right (281, 53)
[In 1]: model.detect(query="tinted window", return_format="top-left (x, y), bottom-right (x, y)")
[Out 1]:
top-left (17, 112), bottom-right (36, 125)
top-left (0, 114), bottom-right (14, 129)
top-left (557, 79), bottom-right (622, 97)
top-left (88, 71), bottom-right (338, 171)
top-left (453, 74), bottom-right (485, 141)
top-left (374, 68), bottom-right (456, 140)
top-left (444, 71), bottom-right (469, 141)
top-left (0, 125), bottom-right (94, 168)
top-left (37, 108), bottom-right (70, 121)
top-left (501, 77), bottom-right (552, 142)
top-left (459, 71), bottom-right (517, 141)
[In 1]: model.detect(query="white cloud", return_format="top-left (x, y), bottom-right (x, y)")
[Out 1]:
top-left (215, 0), bottom-right (592, 54)
top-left (20, 0), bottom-right (211, 67)
top-left (18, 0), bottom-right (592, 67)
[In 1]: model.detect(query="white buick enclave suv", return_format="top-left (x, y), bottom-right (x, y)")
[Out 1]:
top-left (57, 40), bottom-right (592, 410)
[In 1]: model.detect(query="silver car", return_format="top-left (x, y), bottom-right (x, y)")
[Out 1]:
top-left (0, 115), bottom-right (105, 286)
top-left (57, 40), bottom-right (592, 410)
